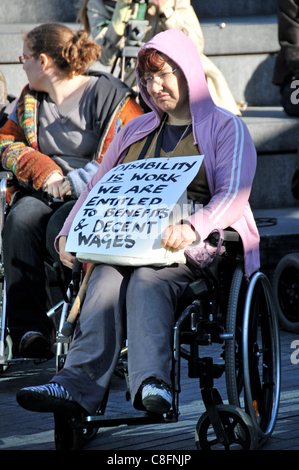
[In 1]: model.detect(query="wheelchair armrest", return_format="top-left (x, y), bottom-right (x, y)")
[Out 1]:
top-left (181, 278), bottom-right (210, 304)
top-left (0, 171), bottom-right (13, 181)
top-left (223, 230), bottom-right (239, 242)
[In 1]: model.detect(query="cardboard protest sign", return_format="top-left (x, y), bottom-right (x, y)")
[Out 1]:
top-left (66, 155), bottom-right (204, 266)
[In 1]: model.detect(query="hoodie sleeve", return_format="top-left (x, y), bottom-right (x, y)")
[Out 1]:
top-left (189, 114), bottom-right (257, 242)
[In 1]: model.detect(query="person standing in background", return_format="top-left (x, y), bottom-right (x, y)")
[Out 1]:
top-left (272, 0), bottom-right (299, 198)
top-left (77, 0), bottom-right (240, 114)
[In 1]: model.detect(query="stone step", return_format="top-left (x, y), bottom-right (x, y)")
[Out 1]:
top-left (0, 0), bottom-right (278, 24)
top-left (3, 52), bottom-right (281, 107)
top-left (253, 207), bottom-right (299, 269)
top-left (0, 0), bottom-right (77, 23)
top-left (0, 16), bottom-right (280, 58)
top-left (241, 107), bottom-right (299, 154)
top-left (192, 0), bottom-right (277, 19)
top-left (0, 15), bottom-right (281, 107)
top-left (250, 152), bottom-right (299, 210)
top-left (201, 16), bottom-right (279, 56)
top-left (211, 53), bottom-right (280, 106)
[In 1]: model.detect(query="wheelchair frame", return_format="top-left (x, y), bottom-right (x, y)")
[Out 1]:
top-left (54, 233), bottom-right (281, 451)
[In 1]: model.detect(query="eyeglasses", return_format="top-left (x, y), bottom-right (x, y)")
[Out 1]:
top-left (19, 54), bottom-right (33, 64)
top-left (140, 68), bottom-right (178, 88)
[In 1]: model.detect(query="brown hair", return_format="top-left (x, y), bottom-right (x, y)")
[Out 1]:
top-left (76, 0), bottom-right (91, 35)
top-left (24, 23), bottom-right (101, 77)
top-left (137, 48), bottom-right (167, 77)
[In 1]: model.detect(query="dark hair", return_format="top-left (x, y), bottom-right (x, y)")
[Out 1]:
top-left (137, 48), bottom-right (167, 77)
top-left (24, 23), bottom-right (101, 77)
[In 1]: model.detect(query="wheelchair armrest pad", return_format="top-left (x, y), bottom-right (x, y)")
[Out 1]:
top-left (223, 230), bottom-right (239, 242)
top-left (180, 278), bottom-right (209, 304)
top-left (0, 171), bottom-right (13, 181)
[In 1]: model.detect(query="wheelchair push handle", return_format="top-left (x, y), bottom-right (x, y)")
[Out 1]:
top-left (61, 263), bottom-right (95, 336)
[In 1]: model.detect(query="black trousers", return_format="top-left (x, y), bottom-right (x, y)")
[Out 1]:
top-left (2, 194), bottom-right (75, 354)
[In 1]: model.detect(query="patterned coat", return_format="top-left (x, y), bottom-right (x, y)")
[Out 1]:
top-left (0, 72), bottom-right (142, 202)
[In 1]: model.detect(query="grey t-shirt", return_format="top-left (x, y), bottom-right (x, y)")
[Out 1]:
top-left (38, 76), bottom-right (99, 176)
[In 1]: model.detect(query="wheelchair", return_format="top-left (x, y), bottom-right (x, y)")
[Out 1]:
top-left (53, 230), bottom-right (281, 451)
top-left (0, 171), bottom-right (72, 374)
top-left (272, 253), bottom-right (299, 333)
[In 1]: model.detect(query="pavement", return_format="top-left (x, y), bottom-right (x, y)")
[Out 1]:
top-left (0, 326), bottom-right (299, 452)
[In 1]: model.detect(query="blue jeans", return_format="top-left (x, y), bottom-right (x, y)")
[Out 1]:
top-left (3, 194), bottom-right (75, 354)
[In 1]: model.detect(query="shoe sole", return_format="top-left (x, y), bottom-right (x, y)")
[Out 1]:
top-left (16, 389), bottom-right (84, 417)
top-left (142, 396), bottom-right (171, 414)
top-left (21, 335), bottom-right (54, 360)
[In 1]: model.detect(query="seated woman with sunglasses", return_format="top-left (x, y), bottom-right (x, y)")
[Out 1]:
top-left (17, 29), bottom-right (259, 417)
top-left (0, 23), bottom-right (142, 360)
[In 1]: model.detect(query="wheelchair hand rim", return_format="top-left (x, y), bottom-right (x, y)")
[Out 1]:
top-left (242, 271), bottom-right (281, 440)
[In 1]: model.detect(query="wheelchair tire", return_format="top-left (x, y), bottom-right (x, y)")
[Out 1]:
top-left (0, 332), bottom-right (13, 374)
top-left (226, 270), bottom-right (281, 443)
top-left (195, 404), bottom-right (258, 450)
top-left (225, 262), bottom-right (246, 409)
top-left (114, 346), bottom-right (128, 379)
top-left (272, 253), bottom-right (299, 333)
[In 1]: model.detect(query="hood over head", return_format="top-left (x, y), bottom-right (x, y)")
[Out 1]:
top-left (136, 29), bottom-right (215, 123)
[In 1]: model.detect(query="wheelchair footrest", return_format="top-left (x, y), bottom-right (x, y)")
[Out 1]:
top-left (72, 411), bottom-right (178, 430)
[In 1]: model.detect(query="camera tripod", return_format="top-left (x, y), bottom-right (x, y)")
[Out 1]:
top-left (110, 0), bottom-right (150, 86)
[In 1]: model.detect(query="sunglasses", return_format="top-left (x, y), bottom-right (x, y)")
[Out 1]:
top-left (19, 54), bottom-right (34, 64)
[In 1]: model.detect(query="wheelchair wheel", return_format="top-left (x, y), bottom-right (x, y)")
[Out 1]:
top-left (114, 345), bottom-right (128, 379)
top-left (0, 332), bottom-right (13, 374)
top-left (272, 253), bottom-right (299, 333)
top-left (225, 268), bottom-right (281, 443)
top-left (195, 404), bottom-right (258, 450)
top-left (225, 262), bottom-right (247, 407)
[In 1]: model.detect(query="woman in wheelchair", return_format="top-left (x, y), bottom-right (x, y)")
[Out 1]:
top-left (0, 23), bottom-right (142, 360)
top-left (17, 29), bottom-right (260, 417)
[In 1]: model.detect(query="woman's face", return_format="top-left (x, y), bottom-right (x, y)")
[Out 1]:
top-left (143, 57), bottom-right (190, 121)
top-left (22, 43), bottom-right (44, 91)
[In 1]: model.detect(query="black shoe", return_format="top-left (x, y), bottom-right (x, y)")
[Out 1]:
top-left (16, 383), bottom-right (84, 417)
top-left (141, 378), bottom-right (172, 414)
top-left (19, 331), bottom-right (54, 360)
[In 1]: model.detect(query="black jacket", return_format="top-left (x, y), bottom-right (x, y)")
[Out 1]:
top-left (273, 0), bottom-right (299, 88)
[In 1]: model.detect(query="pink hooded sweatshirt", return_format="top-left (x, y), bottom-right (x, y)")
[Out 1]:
top-left (57, 29), bottom-right (260, 278)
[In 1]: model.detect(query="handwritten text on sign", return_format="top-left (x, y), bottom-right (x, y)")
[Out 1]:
top-left (66, 155), bottom-right (204, 261)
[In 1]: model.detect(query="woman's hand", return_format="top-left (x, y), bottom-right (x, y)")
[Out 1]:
top-left (161, 223), bottom-right (196, 251)
top-left (44, 172), bottom-right (64, 199)
top-left (44, 174), bottom-right (73, 199)
top-left (59, 178), bottom-right (73, 198)
top-left (59, 236), bottom-right (76, 269)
